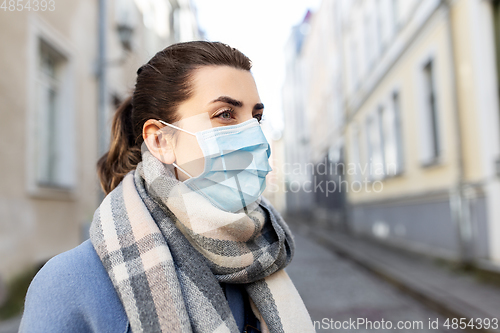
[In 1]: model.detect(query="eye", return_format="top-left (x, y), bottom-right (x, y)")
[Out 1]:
top-left (219, 110), bottom-right (232, 119)
top-left (214, 108), bottom-right (235, 121)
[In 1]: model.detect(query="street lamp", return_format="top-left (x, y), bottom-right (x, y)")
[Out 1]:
top-left (97, 0), bottom-right (135, 202)
top-left (115, 0), bottom-right (136, 52)
top-left (117, 23), bottom-right (134, 52)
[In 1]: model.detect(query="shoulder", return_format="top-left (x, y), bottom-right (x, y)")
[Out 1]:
top-left (31, 239), bottom-right (98, 279)
top-left (25, 239), bottom-right (107, 298)
top-left (19, 240), bottom-right (130, 333)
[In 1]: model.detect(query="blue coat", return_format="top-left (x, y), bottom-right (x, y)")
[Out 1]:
top-left (19, 239), bottom-right (250, 333)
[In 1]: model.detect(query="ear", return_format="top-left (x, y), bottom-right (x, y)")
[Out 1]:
top-left (143, 119), bottom-right (176, 164)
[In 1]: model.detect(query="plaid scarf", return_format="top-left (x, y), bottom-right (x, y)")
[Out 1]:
top-left (89, 149), bottom-right (315, 333)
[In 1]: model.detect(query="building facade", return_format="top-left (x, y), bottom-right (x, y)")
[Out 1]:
top-left (285, 0), bottom-right (500, 266)
top-left (282, 11), bottom-right (315, 215)
top-left (283, 4), bottom-right (347, 226)
top-left (0, 0), bottom-right (199, 289)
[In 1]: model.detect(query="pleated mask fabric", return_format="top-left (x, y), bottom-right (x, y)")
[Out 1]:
top-left (159, 117), bottom-right (273, 213)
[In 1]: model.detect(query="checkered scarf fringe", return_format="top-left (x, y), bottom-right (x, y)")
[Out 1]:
top-left (89, 150), bottom-right (315, 333)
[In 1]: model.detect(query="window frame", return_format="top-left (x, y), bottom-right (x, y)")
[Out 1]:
top-left (415, 48), bottom-right (444, 168)
top-left (378, 89), bottom-right (405, 178)
top-left (365, 111), bottom-right (385, 181)
top-left (26, 16), bottom-right (78, 200)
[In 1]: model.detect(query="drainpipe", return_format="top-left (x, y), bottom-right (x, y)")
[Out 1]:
top-left (98, 0), bottom-right (109, 158)
top-left (97, 0), bottom-right (108, 202)
top-left (444, 0), bottom-right (473, 265)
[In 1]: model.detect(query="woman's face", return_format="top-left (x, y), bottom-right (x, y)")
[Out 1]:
top-left (146, 65), bottom-right (264, 181)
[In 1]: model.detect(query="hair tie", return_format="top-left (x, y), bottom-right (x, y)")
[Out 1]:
top-left (146, 64), bottom-right (162, 75)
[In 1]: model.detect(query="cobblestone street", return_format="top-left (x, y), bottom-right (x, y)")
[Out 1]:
top-left (286, 225), bottom-right (462, 333)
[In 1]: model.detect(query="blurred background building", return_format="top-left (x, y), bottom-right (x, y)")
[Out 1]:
top-left (0, 0), bottom-right (199, 302)
top-left (283, 0), bottom-right (500, 267)
top-left (2, 0), bottom-right (500, 328)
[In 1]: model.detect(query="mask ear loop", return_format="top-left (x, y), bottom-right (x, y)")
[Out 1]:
top-left (157, 120), bottom-right (195, 179)
top-left (172, 162), bottom-right (193, 178)
top-left (158, 120), bottom-right (195, 136)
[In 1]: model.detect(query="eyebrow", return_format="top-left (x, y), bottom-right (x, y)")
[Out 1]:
top-left (211, 96), bottom-right (264, 111)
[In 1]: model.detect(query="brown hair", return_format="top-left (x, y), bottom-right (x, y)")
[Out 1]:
top-left (97, 41), bottom-right (252, 194)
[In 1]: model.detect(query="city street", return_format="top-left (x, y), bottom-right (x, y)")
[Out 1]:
top-left (3, 0), bottom-right (500, 332)
top-left (286, 225), bottom-right (462, 333)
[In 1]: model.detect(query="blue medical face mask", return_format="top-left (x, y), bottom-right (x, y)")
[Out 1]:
top-left (158, 118), bottom-right (273, 213)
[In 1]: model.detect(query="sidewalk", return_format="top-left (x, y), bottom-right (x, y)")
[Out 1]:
top-left (286, 216), bottom-right (500, 333)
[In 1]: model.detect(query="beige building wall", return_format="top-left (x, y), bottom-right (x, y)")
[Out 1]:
top-left (0, 0), bottom-right (199, 283)
top-left (340, 0), bottom-right (500, 262)
top-left (339, 0), bottom-right (482, 261)
top-left (0, 2), bottom-right (101, 281)
top-left (449, 0), bottom-right (500, 263)
top-left (290, 0), bottom-right (500, 263)
top-left (346, 5), bottom-right (460, 203)
top-left (282, 12), bottom-right (316, 214)
top-left (301, 0), bottom-right (342, 165)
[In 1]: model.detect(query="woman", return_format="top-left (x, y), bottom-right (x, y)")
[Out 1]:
top-left (20, 41), bottom-right (315, 333)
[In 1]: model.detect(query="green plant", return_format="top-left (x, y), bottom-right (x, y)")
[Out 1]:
top-left (0, 265), bottom-right (42, 321)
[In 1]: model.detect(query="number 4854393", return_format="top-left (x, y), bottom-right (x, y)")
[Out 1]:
top-left (1, 0), bottom-right (55, 11)
top-left (443, 318), bottom-right (499, 330)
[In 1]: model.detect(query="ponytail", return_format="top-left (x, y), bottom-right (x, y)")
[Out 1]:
top-left (97, 96), bottom-right (142, 195)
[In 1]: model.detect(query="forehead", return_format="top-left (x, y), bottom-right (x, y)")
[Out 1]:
top-left (189, 66), bottom-right (260, 102)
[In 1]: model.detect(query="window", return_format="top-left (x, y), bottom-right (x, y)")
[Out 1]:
top-left (391, 0), bottom-right (399, 32)
top-left (364, 2), bottom-right (382, 71)
top-left (34, 40), bottom-right (75, 189)
top-left (366, 113), bottom-right (385, 180)
top-left (350, 125), bottom-right (363, 182)
top-left (350, 39), bottom-right (359, 92)
top-left (379, 0), bottom-right (395, 47)
top-left (380, 92), bottom-right (404, 176)
top-left (333, 87), bottom-right (344, 130)
top-left (419, 60), bottom-right (441, 165)
top-left (364, 13), bottom-right (373, 69)
top-left (392, 91), bottom-right (405, 172)
top-left (374, 0), bottom-right (382, 53)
